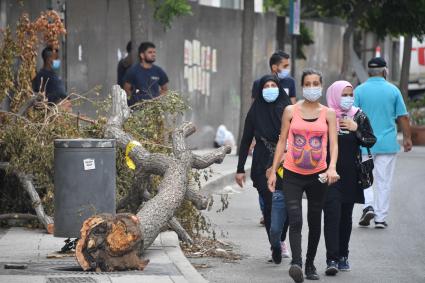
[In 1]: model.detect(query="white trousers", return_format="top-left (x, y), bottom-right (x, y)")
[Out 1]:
top-left (363, 154), bottom-right (397, 222)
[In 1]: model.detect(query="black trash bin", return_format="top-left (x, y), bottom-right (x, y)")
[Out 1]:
top-left (54, 139), bottom-right (116, 238)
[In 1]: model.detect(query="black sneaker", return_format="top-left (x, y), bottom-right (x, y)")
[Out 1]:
top-left (375, 221), bottom-right (388, 229)
top-left (289, 264), bottom-right (304, 283)
top-left (271, 246), bottom-right (282, 264)
top-left (305, 263), bottom-right (320, 280)
top-left (338, 257), bottom-right (351, 271)
top-left (359, 206), bottom-right (375, 226)
top-left (325, 260), bottom-right (339, 276)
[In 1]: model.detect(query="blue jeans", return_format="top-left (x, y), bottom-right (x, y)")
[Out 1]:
top-left (270, 190), bottom-right (288, 249)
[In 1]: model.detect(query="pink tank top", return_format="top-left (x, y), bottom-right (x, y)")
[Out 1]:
top-left (283, 105), bottom-right (328, 175)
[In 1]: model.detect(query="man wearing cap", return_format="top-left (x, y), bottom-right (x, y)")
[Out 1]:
top-left (354, 57), bottom-right (412, 229)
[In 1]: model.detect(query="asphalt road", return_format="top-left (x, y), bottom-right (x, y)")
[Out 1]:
top-left (189, 147), bottom-right (425, 283)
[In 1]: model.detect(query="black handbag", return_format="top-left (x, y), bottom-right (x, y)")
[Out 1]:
top-left (357, 148), bottom-right (374, 190)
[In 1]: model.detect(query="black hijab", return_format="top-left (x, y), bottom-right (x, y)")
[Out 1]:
top-left (250, 74), bottom-right (290, 143)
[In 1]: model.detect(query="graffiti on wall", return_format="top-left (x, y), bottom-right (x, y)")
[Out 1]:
top-left (183, 39), bottom-right (217, 96)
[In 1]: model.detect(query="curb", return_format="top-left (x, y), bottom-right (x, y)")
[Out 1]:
top-left (159, 232), bottom-right (208, 283)
top-left (202, 169), bottom-right (251, 193)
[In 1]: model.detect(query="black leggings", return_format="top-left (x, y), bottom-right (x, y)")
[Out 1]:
top-left (324, 185), bottom-right (355, 261)
top-left (282, 169), bottom-right (328, 266)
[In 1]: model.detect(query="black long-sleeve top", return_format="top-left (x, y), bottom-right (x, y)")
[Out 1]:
top-left (237, 107), bottom-right (283, 187)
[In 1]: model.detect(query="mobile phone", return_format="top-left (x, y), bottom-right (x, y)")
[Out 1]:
top-left (318, 173), bottom-right (327, 183)
top-left (339, 114), bottom-right (349, 134)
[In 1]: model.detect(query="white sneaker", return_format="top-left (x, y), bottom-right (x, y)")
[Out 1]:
top-left (281, 241), bottom-right (290, 258)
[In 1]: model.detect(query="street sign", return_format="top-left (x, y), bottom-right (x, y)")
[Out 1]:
top-left (289, 0), bottom-right (301, 35)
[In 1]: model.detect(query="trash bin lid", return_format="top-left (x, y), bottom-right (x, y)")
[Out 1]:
top-left (54, 139), bottom-right (116, 148)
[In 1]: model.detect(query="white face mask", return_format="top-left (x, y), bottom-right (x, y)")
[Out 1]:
top-left (340, 96), bottom-right (354, 111)
top-left (303, 87), bottom-right (322, 102)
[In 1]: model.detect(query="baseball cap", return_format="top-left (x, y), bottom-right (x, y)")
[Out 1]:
top-left (368, 57), bottom-right (387, 68)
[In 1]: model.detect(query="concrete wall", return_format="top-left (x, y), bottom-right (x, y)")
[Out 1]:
top-left (294, 20), bottom-right (346, 101)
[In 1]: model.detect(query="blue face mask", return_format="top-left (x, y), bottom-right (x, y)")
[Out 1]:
top-left (340, 96), bottom-right (354, 111)
top-left (303, 87), bottom-right (322, 102)
top-left (277, 69), bottom-right (290, 79)
top-left (262, 87), bottom-right (279, 103)
top-left (52, 59), bottom-right (61, 70)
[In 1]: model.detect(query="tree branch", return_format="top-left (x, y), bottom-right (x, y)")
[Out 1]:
top-left (168, 217), bottom-right (193, 245)
top-left (17, 173), bottom-right (54, 233)
top-left (0, 162), bottom-right (53, 233)
top-left (172, 121), bottom-right (196, 158)
top-left (185, 178), bottom-right (210, 210)
top-left (191, 146), bottom-right (232, 169)
top-left (108, 85), bottom-right (130, 127)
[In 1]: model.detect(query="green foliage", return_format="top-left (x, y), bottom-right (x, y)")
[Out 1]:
top-left (362, 0), bottom-right (425, 39)
top-left (264, 0), bottom-right (290, 16)
top-left (124, 91), bottom-right (188, 153)
top-left (407, 96), bottom-right (425, 125)
top-left (303, 0), bottom-right (425, 39)
top-left (149, 0), bottom-right (192, 29)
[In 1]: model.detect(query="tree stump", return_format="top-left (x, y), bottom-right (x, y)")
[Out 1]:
top-left (76, 213), bottom-right (149, 271)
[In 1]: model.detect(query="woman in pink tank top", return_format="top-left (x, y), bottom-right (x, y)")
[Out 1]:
top-left (267, 69), bottom-right (339, 283)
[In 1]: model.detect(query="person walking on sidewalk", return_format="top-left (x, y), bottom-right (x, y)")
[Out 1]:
top-left (236, 75), bottom-right (290, 263)
top-left (354, 57), bottom-right (412, 229)
top-left (268, 69), bottom-right (339, 282)
top-left (323, 81), bottom-right (376, 276)
top-left (251, 51), bottom-right (295, 258)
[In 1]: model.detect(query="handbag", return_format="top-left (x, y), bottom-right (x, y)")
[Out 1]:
top-left (357, 148), bottom-right (374, 190)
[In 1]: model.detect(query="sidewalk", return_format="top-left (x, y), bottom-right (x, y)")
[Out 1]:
top-left (0, 227), bottom-right (207, 283)
top-left (0, 148), bottom-right (246, 283)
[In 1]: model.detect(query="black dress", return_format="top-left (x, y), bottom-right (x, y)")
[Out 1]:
top-left (334, 130), bottom-right (365, 203)
top-left (328, 109), bottom-right (376, 204)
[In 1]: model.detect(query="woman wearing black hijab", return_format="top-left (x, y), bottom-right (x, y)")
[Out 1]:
top-left (236, 74), bottom-right (292, 262)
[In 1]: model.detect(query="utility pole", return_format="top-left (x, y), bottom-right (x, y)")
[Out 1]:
top-left (289, 0), bottom-right (300, 77)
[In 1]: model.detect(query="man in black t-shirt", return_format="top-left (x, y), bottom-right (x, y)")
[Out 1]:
top-left (252, 51), bottom-right (296, 105)
top-left (32, 46), bottom-right (71, 111)
top-left (123, 42), bottom-right (169, 106)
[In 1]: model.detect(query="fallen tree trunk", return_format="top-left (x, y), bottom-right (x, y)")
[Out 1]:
top-left (75, 85), bottom-right (231, 271)
top-left (0, 213), bottom-right (38, 221)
